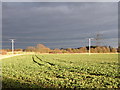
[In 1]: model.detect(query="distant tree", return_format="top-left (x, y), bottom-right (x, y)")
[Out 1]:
top-left (100, 46), bottom-right (107, 53)
top-left (62, 50), bottom-right (68, 53)
top-left (111, 48), bottom-right (117, 53)
top-left (90, 48), bottom-right (96, 53)
top-left (36, 44), bottom-right (49, 50)
top-left (0, 50), bottom-right (7, 55)
top-left (118, 46), bottom-right (120, 53)
top-left (75, 49), bottom-right (80, 53)
top-left (105, 47), bottom-right (110, 53)
top-left (54, 48), bottom-right (61, 53)
top-left (5, 49), bottom-right (11, 52)
top-left (49, 50), bottom-right (55, 54)
top-left (79, 47), bottom-right (87, 53)
top-left (72, 49), bottom-right (77, 53)
top-left (26, 46), bottom-right (35, 52)
top-left (25, 44), bottom-right (118, 53)
top-left (66, 48), bottom-right (73, 53)
top-left (15, 49), bottom-right (23, 52)
top-left (109, 46), bottom-right (112, 52)
top-left (95, 46), bottom-right (103, 53)
top-left (35, 44), bottom-right (50, 53)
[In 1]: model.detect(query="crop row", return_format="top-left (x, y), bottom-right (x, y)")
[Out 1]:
top-left (2, 54), bottom-right (120, 88)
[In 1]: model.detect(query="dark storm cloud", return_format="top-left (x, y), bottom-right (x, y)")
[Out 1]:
top-left (2, 0), bottom-right (119, 2)
top-left (2, 2), bottom-right (118, 49)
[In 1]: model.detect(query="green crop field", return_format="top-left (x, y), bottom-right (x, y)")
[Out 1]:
top-left (1, 54), bottom-right (120, 88)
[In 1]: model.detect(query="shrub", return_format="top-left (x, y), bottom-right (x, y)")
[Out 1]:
top-left (0, 50), bottom-right (7, 55)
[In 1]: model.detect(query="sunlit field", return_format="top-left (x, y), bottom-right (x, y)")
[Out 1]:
top-left (1, 54), bottom-right (120, 88)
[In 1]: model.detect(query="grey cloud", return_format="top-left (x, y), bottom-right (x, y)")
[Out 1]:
top-left (2, 2), bottom-right (118, 49)
top-left (2, 0), bottom-right (119, 2)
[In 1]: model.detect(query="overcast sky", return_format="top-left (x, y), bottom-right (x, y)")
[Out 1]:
top-left (2, 2), bottom-right (118, 49)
